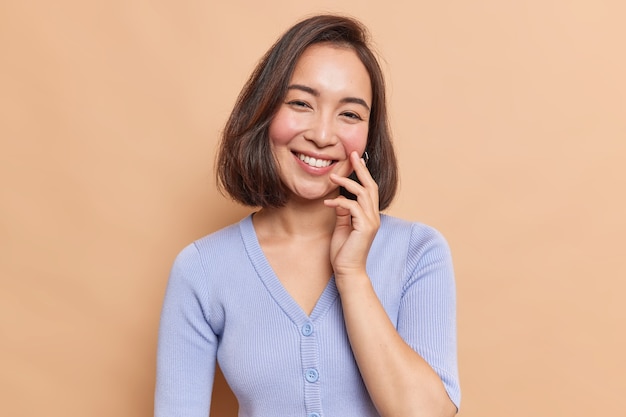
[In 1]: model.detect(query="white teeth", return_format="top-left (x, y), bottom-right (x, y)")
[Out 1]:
top-left (298, 153), bottom-right (332, 168)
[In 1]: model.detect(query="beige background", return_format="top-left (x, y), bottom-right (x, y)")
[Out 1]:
top-left (1, 1), bottom-right (625, 416)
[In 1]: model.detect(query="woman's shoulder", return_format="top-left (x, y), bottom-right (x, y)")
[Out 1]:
top-left (195, 216), bottom-right (248, 248)
top-left (173, 215), bottom-right (252, 266)
top-left (379, 214), bottom-right (449, 245)
top-left (377, 215), bottom-right (454, 288)
top-left (377, 214), bottom-right (452, 267)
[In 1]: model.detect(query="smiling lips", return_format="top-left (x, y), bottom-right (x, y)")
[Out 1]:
top-left (296, 152), bottom-right (335, 168)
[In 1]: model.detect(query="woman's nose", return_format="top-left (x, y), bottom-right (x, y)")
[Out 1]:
top-left (305, 114), bottom-right (337, 147)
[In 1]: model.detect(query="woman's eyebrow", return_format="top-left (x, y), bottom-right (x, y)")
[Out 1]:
top-left (287, 84), bottom-right (371, 111)
top-left (287, 84), bottom-right (318, 96)
top-left (340, 97), bottom-right (370, 111)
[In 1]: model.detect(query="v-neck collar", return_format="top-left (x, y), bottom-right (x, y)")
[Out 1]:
top-left (239, 214), bottom-right (339, 324)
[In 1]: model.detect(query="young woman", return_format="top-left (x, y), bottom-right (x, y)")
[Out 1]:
top-left (155, 14), bottom-right (460, 417)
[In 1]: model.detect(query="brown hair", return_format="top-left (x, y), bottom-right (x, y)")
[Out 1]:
top-left (216, 14), bottom-right (398, 209)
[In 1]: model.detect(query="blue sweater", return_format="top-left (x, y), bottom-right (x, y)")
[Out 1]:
top-left (155, 214), bottom-right (460, 416)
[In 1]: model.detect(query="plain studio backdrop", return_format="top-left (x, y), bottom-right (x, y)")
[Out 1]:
top-left (1, 1), bottom-right (624, 416)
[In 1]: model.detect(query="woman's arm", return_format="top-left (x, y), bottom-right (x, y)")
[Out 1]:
top-left (155, 244), bottom-right (218, 417)
top-left (337, 236), bottom-right (458, 417)
top-left (324, 152), bottom-right (459, 417)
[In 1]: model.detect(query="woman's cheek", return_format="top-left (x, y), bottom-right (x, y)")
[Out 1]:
top-left (342, 125), bottom-right (369, 156)
top-left (268, 109), bottom-right (299, 146)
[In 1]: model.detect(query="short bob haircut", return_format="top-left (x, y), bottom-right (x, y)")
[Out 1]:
top-left (216, 14), bottom-right (398, 210)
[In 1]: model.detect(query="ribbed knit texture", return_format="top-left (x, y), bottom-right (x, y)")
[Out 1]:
top-left (155, 214), bottom-right (460, 417)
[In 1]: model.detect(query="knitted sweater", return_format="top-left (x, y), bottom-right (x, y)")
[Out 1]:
top-left (155, 214), bottom-right (460, 417)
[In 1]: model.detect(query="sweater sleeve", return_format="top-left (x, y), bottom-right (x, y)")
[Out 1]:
top-left (397, 224), bottom-right (461, 409)
top-left (155, 243), bottom-right (218, 417)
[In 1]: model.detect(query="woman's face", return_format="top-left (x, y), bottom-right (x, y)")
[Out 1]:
top-left (268, 43), bottom-right (372, 203)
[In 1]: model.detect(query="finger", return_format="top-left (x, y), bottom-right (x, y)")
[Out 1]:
top-left (324, 195), bottom-right (359, 211)
top-left (331, 204), bottom-right (352, 228)
top-left (349, 151), bottom-right (379, 207)
top-left (324, 196), bottom-right (374, 232)
top-left (324, 195), bottom-right (363, 217)
top-left (329, 172), bottom-right (377, 216)
top-left (328, 173), bottom-right (374, 215)
top-left (350, 151), bottom-right (374, 185)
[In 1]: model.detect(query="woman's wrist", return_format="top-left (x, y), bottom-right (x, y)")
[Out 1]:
top-left (334, 270), bottom-right (372, 296)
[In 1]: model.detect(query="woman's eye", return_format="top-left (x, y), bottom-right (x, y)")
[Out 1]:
top-left (287, 100), bottom-right (309, 108)
top-left (342, 112), bottom-right (363, 121)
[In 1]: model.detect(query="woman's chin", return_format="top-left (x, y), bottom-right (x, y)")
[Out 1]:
top-left (289, 187), bottom-right (340, 203)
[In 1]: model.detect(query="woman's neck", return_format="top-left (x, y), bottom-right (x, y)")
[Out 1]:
top-left (253, 199), bottom-right (337, 240)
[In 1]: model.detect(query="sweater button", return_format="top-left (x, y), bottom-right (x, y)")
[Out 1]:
top-left (308, 413), bottom-right (321, 417)
top-left (301, 322), bottom-right (313, 336)
top-left (304, 368), bottom-right (319, 383)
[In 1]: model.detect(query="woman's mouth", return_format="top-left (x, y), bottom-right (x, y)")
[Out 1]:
top-left (295, 153), bottom-right (335, 168)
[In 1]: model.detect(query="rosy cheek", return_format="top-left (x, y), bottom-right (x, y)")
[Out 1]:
top-left (268, 109), bottom-right (300, 146)
top-left (341, 125), bottom-right (369, 156)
